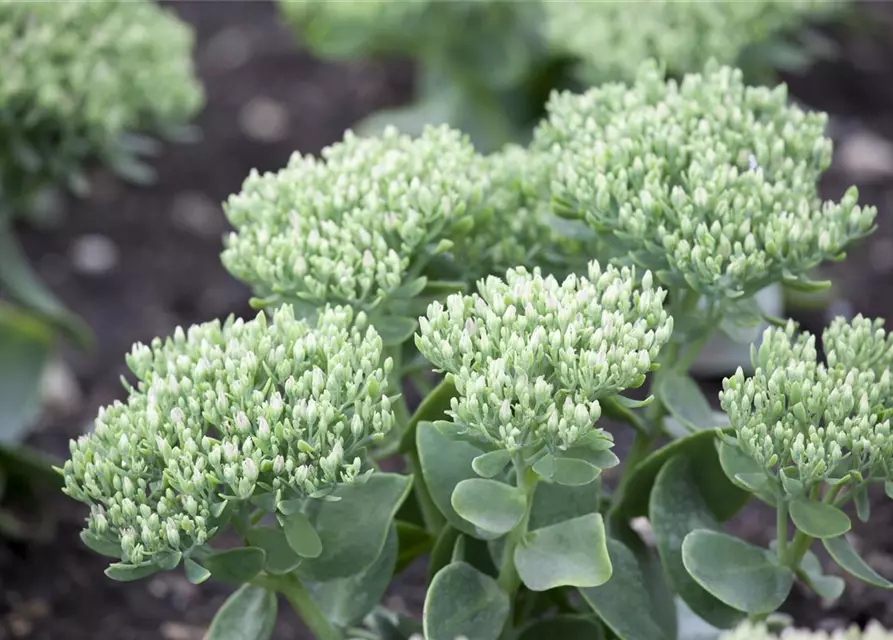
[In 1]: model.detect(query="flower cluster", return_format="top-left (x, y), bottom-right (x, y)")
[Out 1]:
top-left (416, 261), bottom-right (673, 451)
top-left (535, 62), bottom-right (876, 307)
top-left (722, 622), bottom-right (893, 640)
top-left (455, 146), bottom-right (595, 283)
top-left (544, 0), bottom-right (844, 85)
top-left (720, 316), bottom-right (893, 486)
top-left (221, 126), bottom-right (484, 315)
top-left (62, 305), bottom-right (395, 566)
top-left (0, 0), bottom-right (202, 213)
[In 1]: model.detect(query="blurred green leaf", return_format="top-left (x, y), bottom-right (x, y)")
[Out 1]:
top-left (206, 584), bottom-right (276, 640)
top-left (424, 562), bottom-right (509, 640)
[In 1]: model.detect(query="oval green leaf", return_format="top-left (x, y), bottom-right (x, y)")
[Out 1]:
top-left (80, 530), bottom-right (121, 558)
top-left (246, 526), bottom-right (301, 575)
top-left (681, 530), bottom-right (793, 614)
top-left (650, 457), bottom-right (745, 629)
top-left (657, 372), bottom-right (716, 432)
top-left (203, 547), bottom-right (266, 584)
top-left (184, 558), bottom-right (211, 585)
top-left (552, 457), bottom-right (600, 487)
top-left (298, 472), bottom-right (411, 582)
top-left (417, 421), bottom-right (487, 537)
top-left (823, 534), bottom-right (893, 589)
top-left (451, 478), bottom-right (526, 536)
top-left (374, 316), bottom-right (418, 346)
top-left (789, 499), bottom-right (851, 539)
top-left (424, 562), bottom-right (509, 640)
top-left (472, 449), bottom-right (512, 478)
top-left (579, 538), bottom-right (671, 640)
top-left (206, 584), bottom-right (277, 640)
top-left (798, 550), bottom-right (845, 600)
top-left (428, 525), bottom-right (462, 585)
top-left (279, 511), bottom-right (323, 558)
top-left (104, 561), bottom-right (161, 582)
top-left (307, 525), bottom-right (398, 627)
top-left (617, 429), bottom-right (748, 521)
top-left (515, 513), bottom-right (611, 591)
top-left (528, 478), bottom-right (600, 531)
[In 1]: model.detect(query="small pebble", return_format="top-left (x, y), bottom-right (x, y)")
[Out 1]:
top-left (202, 26), bottom-right (252, 71)
top-left (239, 96), bottom-right (289, 143)
top-left (869, 237), bottom-right (893, 274)
top-left (69, 234), bottom-right (119, 276)
top-left (171, 191), bottom-right (223, 238)
top-left (837, 129), bottom-right (893, 181)
top-left (160, 621), bottom-right (206, 640)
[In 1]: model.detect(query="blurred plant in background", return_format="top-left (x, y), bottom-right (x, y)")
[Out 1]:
top-left (0, 0), bottom-right (202, 537)
top-left (282, 0), bottom-right (849, 153)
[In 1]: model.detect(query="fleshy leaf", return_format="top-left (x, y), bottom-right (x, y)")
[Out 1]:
top-left (823, 534), bottom-right (893, 589)
top-left (650, 457), bottom-right (745, 629)
top-left (472, 449), bottom-right (512, 479)
top-left (658, 373), bottom-right (717, 432)
top-left (307, 525), bottom-right (398, 627)
top-left (789, 499), bottom-right (851, 539)
top-left (579, 537), bottom-right (671, 640)
top-left (105, 562), bottom-right (161, 582)
top-left (184, 558), bottom-right (211, 585)
top-left (682, 530), bottom-right (793, 614)
top-left (424, 562), bottom-right (509, 640)
top-left (246, 526), bottom-right (301, 575)
top-left (616, 429), bottom-right (748, 521)
top-left (528, 478), bottom-right (601, 531)
top-left (798, 550), bottom-right (844, 601)
top-left (551, 457), bottom-right (601, 486)
top-left (417, 421), bottom-right (487, 537)
top-left (298, 473), bottom-right (411, 581)
top-left (279, 511), bottom-right (323, 558)
top-left (451, 478), bottom-right (526, 536)
top-left (373, 316), bottom-right (418, 346)
top-left (80, 530), bottom-right (121, 558)
top-left (399, 379), bottom-right (456, 454)
top-left (205, 584), bottom-right (277, 640)
top-left (515, 513), bottom-right (612, 591)
top-left (203, 547), bottom-right (266, 584)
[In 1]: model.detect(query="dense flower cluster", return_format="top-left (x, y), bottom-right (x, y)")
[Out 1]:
top-left (221, 126), bottom-right (484, 314)
top-left (722, 622), bottom-right (893, 640)
top-left (535, 62), bottom-right (876, 308)
top-left (0, 0), bottom-right (202, 212)
top-left (62, 305), bottom-right (395, 566)
top-left (416, 261), bottom-right (673, 451)
top-left (544, 0), bottom-right (844, 85)
top-left (720, 316), bottom-right (893, 486)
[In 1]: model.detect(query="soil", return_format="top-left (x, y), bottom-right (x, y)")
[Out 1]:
top-left (3, 2), bottom-right (893, 639)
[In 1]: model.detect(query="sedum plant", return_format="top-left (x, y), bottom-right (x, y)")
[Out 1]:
top-left (281, 0), bottom-right (849, 151)
top-left (0, 0), bottom-right (202, 540)
top-left (722, 622), bottom-right (893, 640)
top-left (544, 0), bottom-right (845, 87)
top-left (62, 62), bottom-right (891, 640)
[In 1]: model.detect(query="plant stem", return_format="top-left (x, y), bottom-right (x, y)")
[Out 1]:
top-left (497, 457), bottom-right (537, 629)
top-left (407, 447), bottom-right (446, 533)
top-left (776, 500), bottom-right (789, 564)
top-left (256, 573), bottom-right (341, 640)
top-left (786, 530), bottom-right (814, 570)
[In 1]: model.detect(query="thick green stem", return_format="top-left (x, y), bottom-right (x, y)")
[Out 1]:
top-left (407, 447), bottom-right (446, 533)
top-left (255, 573), bottom-right (341, 640)
top-left (497, 457), bottom-right (537, 628)
top-left (776, 500), bottom-right (789, 564)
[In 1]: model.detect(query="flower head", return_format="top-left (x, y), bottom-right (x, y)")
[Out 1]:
top-left (0, 0), bottom-right (202, 212)
top-left (221, 125), bottom-right (484, 317)
top-left (416, 261), bottom-right (673, 451)
top-left (722, 621), bottom-right (893, 640)
top-left (535, 62), bottom-right (875, 306)
top-left (720, 316), bottom-right (893, 486)
top-left (544, 0), bottom-right (844, 85)
top-left (62, 305), bottom-right (395, 566)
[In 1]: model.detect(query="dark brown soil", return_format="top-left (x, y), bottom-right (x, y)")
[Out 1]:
top-left (3, 1), bottom-right (893, 638)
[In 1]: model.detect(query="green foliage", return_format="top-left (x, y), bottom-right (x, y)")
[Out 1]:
top-left (281, 0), bottom-right (849, 151)
top-left (0, 0), bottom-right (203, 216)
top-left (544, 1), bottom-right (846, 85)
top-left (62, 59), bottom-right (893, 640)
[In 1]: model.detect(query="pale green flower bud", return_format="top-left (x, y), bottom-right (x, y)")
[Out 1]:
top-left (535, 61), bottom-right (875, 307)
top-left (62, 305), bottom-right (394, 567)
top-left (417, 260), bottom-right (672, 451)
top-left (720, 316), bottom-right (893, 488)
